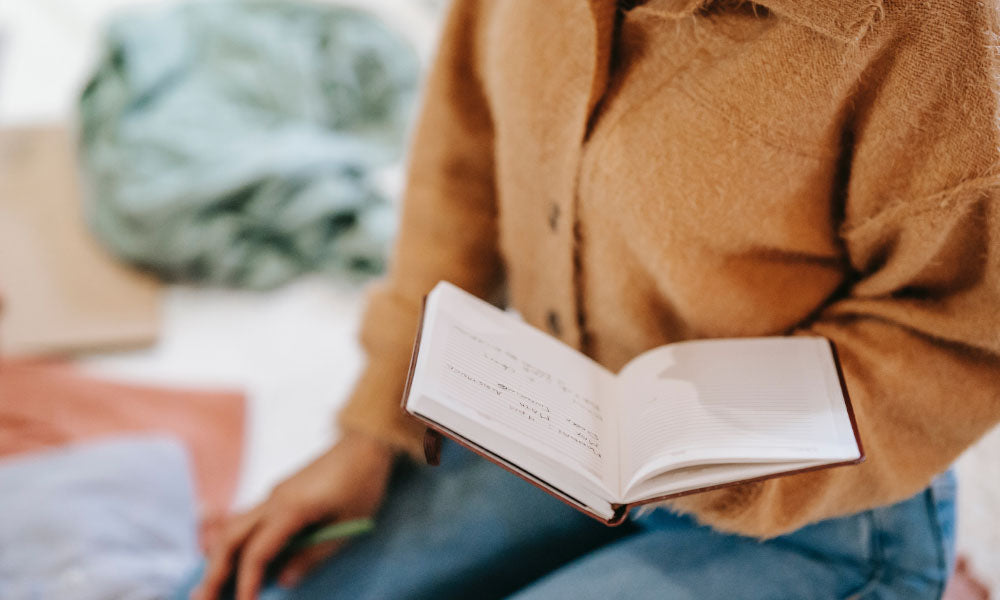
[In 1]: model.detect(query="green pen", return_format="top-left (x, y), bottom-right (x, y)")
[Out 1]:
top-left (286, 517), bottom-right (376, 552)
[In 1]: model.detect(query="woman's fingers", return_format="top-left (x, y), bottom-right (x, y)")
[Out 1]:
top-left (276, 539), bottom-right (345, 589)
top-left (192, 508), bottom-right (263, 600)
top-left (199, 512), bottom-right (228, 554)
top-left (189, 434), bottom-right (395, 600)
top-left (235, 512), bottom-right (306, 600)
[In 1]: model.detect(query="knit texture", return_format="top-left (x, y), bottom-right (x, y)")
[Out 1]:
top-left (338, 0), bottom-right (1000, 538)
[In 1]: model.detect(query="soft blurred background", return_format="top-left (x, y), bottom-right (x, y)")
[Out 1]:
top-left (0, 1), bottom-right (996, 598)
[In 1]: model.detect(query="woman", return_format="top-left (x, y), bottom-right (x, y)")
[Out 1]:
top-left (191, 0), bottom-right (1000, 598)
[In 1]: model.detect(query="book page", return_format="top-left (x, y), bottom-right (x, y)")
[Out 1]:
top-left (409, 282), bottom-right (619, 500)
top-left (623, 458), bottom-right (830, 503)
top-left (617, 337), bottom-right (859, 497)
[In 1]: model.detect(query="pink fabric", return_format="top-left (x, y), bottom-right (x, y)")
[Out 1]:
top-left (944, 558), bottom-right (992, 600)
top-left (0, 360), bottom-right (245, 521)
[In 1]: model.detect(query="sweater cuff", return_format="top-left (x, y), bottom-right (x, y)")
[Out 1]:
top-left (337, 353), bottom-right (428, 462)
top-left (659, 481), bottom-right (768, 537)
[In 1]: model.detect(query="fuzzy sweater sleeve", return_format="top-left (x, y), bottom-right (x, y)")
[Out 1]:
top-left (668, 2), bottom-right (1000, 537)
top-left (336, 0), bottom-right (501, 459)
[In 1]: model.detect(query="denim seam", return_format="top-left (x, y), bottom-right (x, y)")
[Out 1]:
top-left (843, 510), bottom-right (883, 600)
top-left (924, 486), bottom-right (949, 599)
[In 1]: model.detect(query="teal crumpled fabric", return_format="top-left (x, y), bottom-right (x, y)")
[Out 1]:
top-left (79, 1), bottom-right (417, 289)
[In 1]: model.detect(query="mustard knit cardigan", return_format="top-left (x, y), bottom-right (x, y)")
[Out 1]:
top-left (339, 0), bottom-right (1000, 538)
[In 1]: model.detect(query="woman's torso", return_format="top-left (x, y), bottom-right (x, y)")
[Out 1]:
top-left (476, 0), bottom-right (930, 369)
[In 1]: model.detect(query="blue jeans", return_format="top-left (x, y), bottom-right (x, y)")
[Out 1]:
top-left (176, 442), bottom-right (956, 599)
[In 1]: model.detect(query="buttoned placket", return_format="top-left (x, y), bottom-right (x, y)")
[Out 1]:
top-left (543, 0), bottom-right (618, 350)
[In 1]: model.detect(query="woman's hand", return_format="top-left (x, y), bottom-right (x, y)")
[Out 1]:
top-left (191, 432), bottom-right (396, 600)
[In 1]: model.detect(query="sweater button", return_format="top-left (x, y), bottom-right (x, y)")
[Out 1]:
top-left (548, 203), bottom-right (560, 231)
top-left (546, 310), bottom-right (562, 336)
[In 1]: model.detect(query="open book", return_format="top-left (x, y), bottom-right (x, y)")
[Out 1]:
top-left (402, 282), bottom-right (863, 524)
